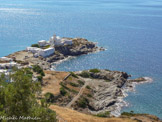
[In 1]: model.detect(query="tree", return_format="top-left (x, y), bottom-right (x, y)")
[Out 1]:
top-left (0, 68), bottom-right (57, 121)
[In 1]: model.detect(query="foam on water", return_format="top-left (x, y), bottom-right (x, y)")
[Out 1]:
top-left (111, 77), bottom-right (153, 117)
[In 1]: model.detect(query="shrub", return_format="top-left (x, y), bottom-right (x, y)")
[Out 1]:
top-left (43, 45), bottom-right (50, 49)
top-left (44, 92), bottom-right (55, 103)
top-left (60, 87), bottom-right (67, 96)
top-left (89, 69), bottom-right (100, 73)
top-left (77, 97), bottom-right (89, 108)
top-left (86, 85), bottom-right (91, 89)
top-left (87, 94), bottom-right (92, 98)
top-left (70, 72), bottom-right (78, 78)
top-left (0, 68), bottom-right (57, 121)
top-left (67, 76), bottom-right (73, 81)
top-left (60, 82), bottom-right (70, 90)
top-left (71, 89), bottom-right (78, 94)
top-left (95, 111), bottom-right (110, 117)
top-left (77, 80), bottom-right (84, 85)
top-left (105, 80), bottom-right (110, 82)
top-left (69, 82), bottom-right (79, 87)
top-left (79, 71), bottom-right (90, 78)
top-left (40, 71), bottom-right (45, 76)
top-left (121, 111), bottom-right (135, 116)
top-left (24, 68), bottom-right (33, 75)
top-left (37, 75), bottom-right (43, 84)
top-left (31, 44), bottom-right (40, 48)
top-left (32, 65), bottom-right (45, 76)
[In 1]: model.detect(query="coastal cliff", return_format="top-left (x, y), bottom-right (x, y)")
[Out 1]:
top-left (41, 69), bottom-right (152, 115)
top-left (42, 69), bottom-right (161, 122)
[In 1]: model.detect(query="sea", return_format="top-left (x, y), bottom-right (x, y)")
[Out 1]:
top-left (0, 0), bottom-right (162, 119)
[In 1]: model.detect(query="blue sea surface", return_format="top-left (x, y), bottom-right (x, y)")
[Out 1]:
top-left (0, 0), bottom-right (162, 118)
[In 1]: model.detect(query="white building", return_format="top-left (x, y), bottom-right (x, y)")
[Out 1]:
top-left (0, 69), bottom-right (9, 77)
top-left (0, 62), bottom-right (18, 69)
top-left (49, 34), bottom-right (73, 46)
top-left (26, 47), bottom-right (55, 58)
top-left (39, 48), bottom-right (55, 57)
top-left (0, 69), bottom-right (7, 74)
top-left (62, 38), bottom-right (73, 45)
top-left (38, 40), bottom-right (47, 47)
top-left (0, 57), bottom-right (13, 62)
top-left (26, 47), bottom-right (42, 54)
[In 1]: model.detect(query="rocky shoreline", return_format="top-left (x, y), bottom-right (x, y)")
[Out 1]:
top-left (45, 69), bottom-right (152, 118)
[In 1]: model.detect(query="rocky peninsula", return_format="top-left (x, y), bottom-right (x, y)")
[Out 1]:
top-left (6, 37), bottom-right (104, 70)
top-left (44, 69), bottom-right (149, 115)
top-left (42, 69), bottom-right (160, 122)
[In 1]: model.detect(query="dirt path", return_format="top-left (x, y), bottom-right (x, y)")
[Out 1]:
top-left (66, 78), bottom-right (91, 108)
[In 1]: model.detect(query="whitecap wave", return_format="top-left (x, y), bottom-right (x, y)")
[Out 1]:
top-left (111, 77), bottom-right (153, 117)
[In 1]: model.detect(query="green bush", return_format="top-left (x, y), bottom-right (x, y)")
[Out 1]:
top-left (60, 82), bottom-right (70, 90)
top-left (37, 75), bottom-right (43, 84)
top-left (70, 72), bottom-right (78, 78)
top-left (32, 65), bottom-right (45, 76)
top-left (121, 111), bottom-right (135, 116)
top-left (86, 85), bottom-right (91, 89)
top-left (79, 71), bottom-right (90, 78)
top-left (67, 76), bottom-right (73, 81)
top-left (95, 111), bottom-right (110, 117)
top-left (87, 94), bottom-right (92, 98)
top-left (71, 89), bottom-right (78, 94)
top-left (77, 97), bottom-right (89, 108)
top-left (105, 80), bottom-right (110, 82)
top-left (44, 92), bottom-right (55, 103)
top-left (69, 82), bottom-right (79, 87)
top-left (0, 68), bottom-right (57, 121)
top-left (77, 80), bottom-right (84, 85)
top-left (60, 87), bottom-right (67, 96)
top-left (31, 44), bottom-right (40, 48)
top-left (40, 71), bottom-right (45, 76)
top-left (43, 45), bottom-right (50, 49)
top-left (89, 69), bottom-right (100, 73)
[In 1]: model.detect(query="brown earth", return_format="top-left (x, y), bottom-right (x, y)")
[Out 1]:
top-left (50, 105), bottom-right (136, 122)
top-left (42, 70), bottom-right (70, 95)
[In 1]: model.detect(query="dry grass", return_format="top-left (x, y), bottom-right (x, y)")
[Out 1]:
top-left (42, 71), bottom-right (70, 95)
top-left (8, 50), bottom-right (33, 61)
top-left (50, 105), bottom-right (136, 122)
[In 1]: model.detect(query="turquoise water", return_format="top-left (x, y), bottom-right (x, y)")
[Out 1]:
top-left (0, 0), bottom-right (162, 118)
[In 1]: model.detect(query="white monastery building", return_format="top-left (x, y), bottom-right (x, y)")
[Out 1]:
top-left (49, 34), bottom-right (73, 46)
top-left (39, 48), bottom-right (55, 57)
top-left (38, 40), bottom-right (47, 47)
top-left (26, 34), bottom-right (72, 58)
top-left (26, 47), bottom-right (55, 58)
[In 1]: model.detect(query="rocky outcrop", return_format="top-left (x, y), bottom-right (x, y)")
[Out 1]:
top-left (129, 77), bottom-right (147, 82)
top-left (72, 69), bottom-right (149, 116)
top-left (54, 38), bottom-right (99, 56)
